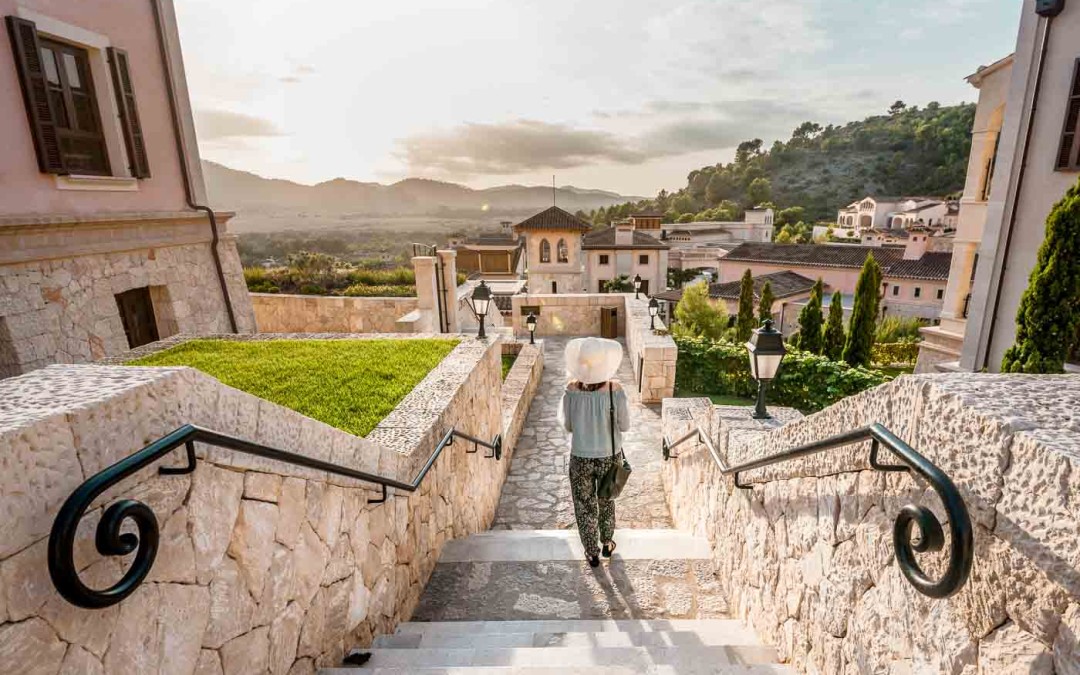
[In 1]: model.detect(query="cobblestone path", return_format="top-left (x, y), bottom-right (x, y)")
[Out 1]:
top-left (492, 337), bottom-right (673, 531)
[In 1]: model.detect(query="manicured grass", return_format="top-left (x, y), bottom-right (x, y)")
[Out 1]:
top-left (501, 354), bottom-right (516, 380)
top-left (128, 338), bottom-right (459, 437)
top-left (677, 390), bottom-right (756, 406)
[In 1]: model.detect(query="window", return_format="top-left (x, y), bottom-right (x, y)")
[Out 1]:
top-left (557, 239), bottom-right (569, 263)
top-left (599, 254), bottom-right (610, 265)
top-left (936, 288), bottom-right (945, 300)
top-left (115, 287), bottom-right (159, 349)
top-left (914, 287), bottom-right (922, 299)
top-left (551, 281), bottom-right (557, 294)
top-left (539, 239), bottom-right (551, 263)
top-left (6, 17), bottom-right (150, 177)
top-left (638, 254), bottom-right (649, 265)
top-left (597, 280), bottom-right (607, 293)
top-left (39, 38), bottom-right (110, 174)
top-left (892, 285), bottom-right (900, 297)
top-left (982, 134), bottom-right (1001, 200)
top-left (1056, 58), bottom-right (1080, 171)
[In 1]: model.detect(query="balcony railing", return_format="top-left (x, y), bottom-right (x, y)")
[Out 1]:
top-left (662, 423), bottom-right (973, 599)
top-left (48, 424), bottom-right (501, 609)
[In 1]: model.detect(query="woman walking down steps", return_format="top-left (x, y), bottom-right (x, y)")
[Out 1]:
top-left (560, 337), bottom-right (631, 568)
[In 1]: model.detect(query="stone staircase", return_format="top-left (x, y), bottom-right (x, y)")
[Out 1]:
top-left (323, 530), bottom-right (793, 674)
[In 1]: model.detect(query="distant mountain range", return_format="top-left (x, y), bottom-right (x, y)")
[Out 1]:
top-left (202, 161), bottom-right (643, 217)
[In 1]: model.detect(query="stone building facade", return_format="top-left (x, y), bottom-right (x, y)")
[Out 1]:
top-left (0, 0), bottom-right (254, 378)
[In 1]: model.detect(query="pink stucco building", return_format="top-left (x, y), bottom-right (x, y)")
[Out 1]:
top-left (0, 0), bottom-right (253, 376)
top-left (716, 234), bottom-right (951, 323)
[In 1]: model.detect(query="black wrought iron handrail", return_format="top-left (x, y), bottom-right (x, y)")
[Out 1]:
top-left (662, 423), bottom-right (973, 599)
top-left (49, 423), bottom-right (501, 610)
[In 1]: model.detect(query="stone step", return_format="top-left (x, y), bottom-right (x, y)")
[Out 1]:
top-left (323, 667), bottom-right (793, 675)
top-left (392, 619), bottom-right (756, 638)
top-left (374, 628), bottom-right (768, 650)
top-left (333, 645), bottom-right (785, 670)
top-left (438, 529), bottom-right (712, 563)
top-left (323, 666), bottom-right (794, 675)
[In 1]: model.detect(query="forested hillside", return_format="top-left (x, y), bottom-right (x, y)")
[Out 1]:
top-left (588, 101), bottom-right (976, 227)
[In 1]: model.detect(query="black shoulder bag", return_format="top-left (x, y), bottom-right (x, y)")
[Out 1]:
top-left (597, 383), bottom-right (632, 500)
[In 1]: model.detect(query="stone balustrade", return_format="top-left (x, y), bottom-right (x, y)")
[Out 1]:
top-left (0, 333), bottom-right (541, 674)
top-left (662, 374), bottom-right (1080, 673)
top-left (250, 293), bottom-right (419, 334)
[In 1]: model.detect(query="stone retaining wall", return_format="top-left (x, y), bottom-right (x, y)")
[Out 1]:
top-left (0, 334), bottom-right (510, 675)
top-left (624, 296), bottom-right (676, 404)
top-left (509, 293), bottom-right (626, 338)
top-left (500, 341), bottom-right (544, 458)
top-left (661, 374), bottom-right (1080, 673)
top-left (250, 293), bottom-right (418, 334)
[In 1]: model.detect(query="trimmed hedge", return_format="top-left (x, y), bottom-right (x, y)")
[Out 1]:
top-left (675, 335), bottom-right (889, 413)
top-left (341, 284), bottom-right (415, 297)
top-left (871, 340), bottom-right (920, 366)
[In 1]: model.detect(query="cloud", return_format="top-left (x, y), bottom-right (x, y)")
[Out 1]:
top-left (398, 99), bottom-right (814, 176)
top-left (397, 120), bottom-right (647, 175)
top-left (195, 110), bottom-right (284, 140)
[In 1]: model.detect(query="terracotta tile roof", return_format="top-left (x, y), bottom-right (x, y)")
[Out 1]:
top-left (582, 227), bottom-right (670, 250)
top-left (653, 270), bottom-right (818, 304)
top-left (512, 206), bottom-right (592, 232)
top-left (721, 242), bottom-right (951, 281)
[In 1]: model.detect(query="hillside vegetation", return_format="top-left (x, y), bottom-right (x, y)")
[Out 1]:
top-left (588, 101), bottom-right (976, 226)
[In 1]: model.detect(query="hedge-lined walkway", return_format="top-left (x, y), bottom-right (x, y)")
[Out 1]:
top-left (492, 337), bottom-right (672, 531)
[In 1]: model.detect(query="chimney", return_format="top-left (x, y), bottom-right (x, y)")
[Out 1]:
top-left (903, 227), bottom-right (929, 260)
top-left (500, 220), bottom-right (513, 235)
top-left (615, 220), bottom-right (634, 247)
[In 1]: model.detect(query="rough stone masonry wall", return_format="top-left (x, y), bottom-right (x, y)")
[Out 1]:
top-left (661, 374), bottom-right (1080, 674)
top-left (0, 239), bottom-right (255, 378)
top-left (250, 293), bottom-right (419, 334)
top-left (0, 334), bottom-right (528, 675)
top-left (500, 341), bottom-right (544, 455)
top-left (624, 295), bottom-right (676, 404)
top-left (509, 293), bottom-right (627, 338)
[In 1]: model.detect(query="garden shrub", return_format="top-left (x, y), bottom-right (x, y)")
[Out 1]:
top-left (342, 284), bottom-right (415, 297)
top-left (871, 340), bottom-right (920, 365)
top-left (875, 315), bottom-right (925, 343)
top-left (674, 335), bottom-right (889, 413)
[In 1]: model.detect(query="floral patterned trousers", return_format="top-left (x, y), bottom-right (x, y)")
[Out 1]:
top-left (569, 453), bottom-right (621, 559)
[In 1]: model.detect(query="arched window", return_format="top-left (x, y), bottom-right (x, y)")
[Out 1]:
top-left (539, 239), bottom-right (551, 263)
top-left (557, 239), bottom-right (569, 263)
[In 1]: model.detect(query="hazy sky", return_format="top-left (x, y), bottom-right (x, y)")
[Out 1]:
top-left (176, 0), bottom-right (1021, 197)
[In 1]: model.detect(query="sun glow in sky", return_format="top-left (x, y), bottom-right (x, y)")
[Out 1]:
top-left (175, 0), bottom-right (1020, 196)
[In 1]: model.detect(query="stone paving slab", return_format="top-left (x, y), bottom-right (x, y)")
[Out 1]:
top-left (492, 338), bottom-right (672, 531)
top-left (411, 558), bottom-right (729, 622)
top-left (438, 530), bottom-right (712, 563)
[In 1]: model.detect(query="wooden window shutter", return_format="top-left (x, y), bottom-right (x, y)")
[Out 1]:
top-left (107, 47), bottom-right (150, 178)
top-left (1057, 58), bottom-right (1080, 171)
top-left (5, 16), bottom-right (65, 173)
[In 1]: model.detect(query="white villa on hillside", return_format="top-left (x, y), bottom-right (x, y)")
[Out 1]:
top-left (836, 196), bottom-right (951, 233)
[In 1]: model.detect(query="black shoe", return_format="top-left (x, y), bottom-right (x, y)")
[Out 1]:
top-left (587, 555), bottom-right (600, 568)
top-left (602, 541), bottom-right (617, 558)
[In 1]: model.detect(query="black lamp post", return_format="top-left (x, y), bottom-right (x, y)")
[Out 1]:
top-left (648, 297), bottom-right (659, 329)
top-left (746, 319), bottom-right (786, 420)
top-left (633, 274), bottom-right (642, 299)
top-left (525, 312), bottom-right (537, 345)
top-left (472, 281), bottom-right (491, 339)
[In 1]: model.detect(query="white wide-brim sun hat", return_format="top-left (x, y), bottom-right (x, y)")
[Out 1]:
top-left (565, 337), bottom-right (623, 385)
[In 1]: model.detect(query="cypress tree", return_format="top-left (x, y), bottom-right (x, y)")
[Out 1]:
top-left (1002, 179), bottom-right (1080, 372)
top-left (823, 290), bottom-right (846, 361)
top-left (844, 254), bottom-right (882, 367)
top-left (758, 281), bottom-right (776, 324)
top-left (796, 278), bottom-right (825, 354)
top-left (736, 269), bottom-right (756, 342)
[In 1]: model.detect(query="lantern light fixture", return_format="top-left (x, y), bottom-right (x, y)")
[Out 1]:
top-left (745, 319), bottom-right (787, 420)
top-left (525, 312), bottom-right (537, 345)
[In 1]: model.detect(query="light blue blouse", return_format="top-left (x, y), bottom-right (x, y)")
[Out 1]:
top-left (561, 383), bottom-right (631, 458)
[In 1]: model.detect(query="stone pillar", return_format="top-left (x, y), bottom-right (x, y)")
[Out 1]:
top-left (436, 249), bottom-right (459, 333)
top-left (412, 256), bottom-right (439, 331)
